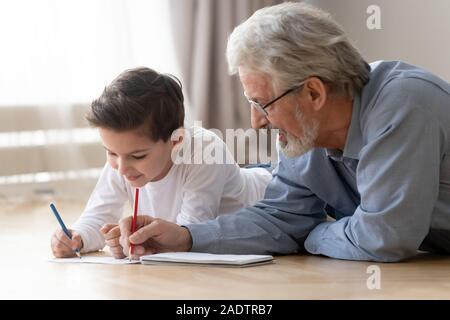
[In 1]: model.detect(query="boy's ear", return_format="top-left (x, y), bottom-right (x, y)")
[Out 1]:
top-left (170, 127), bottom-right (185, 148)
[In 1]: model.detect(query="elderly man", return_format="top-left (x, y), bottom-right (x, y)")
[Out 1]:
top-left (118, 2), bottom-right (450, 262)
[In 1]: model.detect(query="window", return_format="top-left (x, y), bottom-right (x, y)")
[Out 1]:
top-left (0, 0), bottom-right (179, 197)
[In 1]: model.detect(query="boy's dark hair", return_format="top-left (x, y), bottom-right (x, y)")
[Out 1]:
top-left (86, 67), bottom-right (185, 142)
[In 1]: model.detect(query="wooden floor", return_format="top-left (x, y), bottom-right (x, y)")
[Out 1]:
top-left (1, 199), bottom-right (450, 299)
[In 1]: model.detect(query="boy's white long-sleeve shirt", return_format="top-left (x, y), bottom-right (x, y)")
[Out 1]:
top-left (72, 127), bottom-right (272, 253)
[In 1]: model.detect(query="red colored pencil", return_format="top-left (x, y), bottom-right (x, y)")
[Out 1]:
top-left (129, 188), bottom-right (139, 259)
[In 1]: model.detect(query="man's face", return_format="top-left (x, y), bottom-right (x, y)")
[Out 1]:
top-left (238, 67), bottom-right (319, 158)
top-left (99, 127), bottom-right (175, 187)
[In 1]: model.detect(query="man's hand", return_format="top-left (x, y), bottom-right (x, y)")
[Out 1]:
top-left (119, 215), bottom-right (193, 259)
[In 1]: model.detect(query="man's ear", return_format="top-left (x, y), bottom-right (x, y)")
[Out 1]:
top-left (304, 77), bottom-right (327, 111)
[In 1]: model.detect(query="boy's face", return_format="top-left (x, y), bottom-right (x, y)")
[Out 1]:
top-left (99, 127), bottom-right (177, 188)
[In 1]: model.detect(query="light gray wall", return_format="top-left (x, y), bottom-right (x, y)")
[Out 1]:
top-left (305, 0), bottom-right (450, 81)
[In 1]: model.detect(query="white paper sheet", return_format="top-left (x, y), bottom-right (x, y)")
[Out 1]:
top-left (49, 256), bottom-right (140, 264)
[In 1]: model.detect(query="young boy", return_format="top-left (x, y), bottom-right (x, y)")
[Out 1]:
top-left (50, 67), bottom-right (272, 259)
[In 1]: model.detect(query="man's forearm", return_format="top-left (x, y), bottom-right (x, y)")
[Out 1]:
top-left (186, 206), bottom-right (323, 255)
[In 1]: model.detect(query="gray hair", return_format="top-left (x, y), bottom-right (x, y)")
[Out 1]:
top-left (226, 2), bottom-right (370, 97)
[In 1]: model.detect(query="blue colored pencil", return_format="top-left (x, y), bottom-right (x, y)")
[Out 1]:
top-left (50, 202), bottom-right (81, 258)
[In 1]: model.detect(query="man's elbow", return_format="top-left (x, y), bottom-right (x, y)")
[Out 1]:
top-left (362, 242), bottom-right (419, 262)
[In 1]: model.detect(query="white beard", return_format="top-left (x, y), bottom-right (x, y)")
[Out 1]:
top-left (279, 107), bottom-right (319, 158)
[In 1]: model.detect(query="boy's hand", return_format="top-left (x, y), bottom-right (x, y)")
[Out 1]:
top-left (51, 229), bottom-right (82, 258)
top-left (100, 224), bottom-right (126, 259)
top-left (119, 215), bottom-right (193, 260)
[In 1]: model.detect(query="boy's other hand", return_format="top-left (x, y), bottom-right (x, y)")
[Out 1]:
top-left (101, 224), bottom-right (126, 259)
top-left (51, 229), bottom-right (82, 258)
top-left (119, 215), bottom-right (193, 260)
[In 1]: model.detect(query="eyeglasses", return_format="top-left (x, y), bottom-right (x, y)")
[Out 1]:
top-left (244, 81), bottom-right (305, 116)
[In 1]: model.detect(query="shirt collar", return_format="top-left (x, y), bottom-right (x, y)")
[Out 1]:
top-left (325, 92), bottom-right (363, 161)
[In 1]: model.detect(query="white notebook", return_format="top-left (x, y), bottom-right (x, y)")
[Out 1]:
top-left (140, 252), bottom-right (274, 267)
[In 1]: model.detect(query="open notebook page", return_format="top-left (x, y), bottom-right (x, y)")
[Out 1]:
top-left (49, 256), bottom-right (140, 264)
